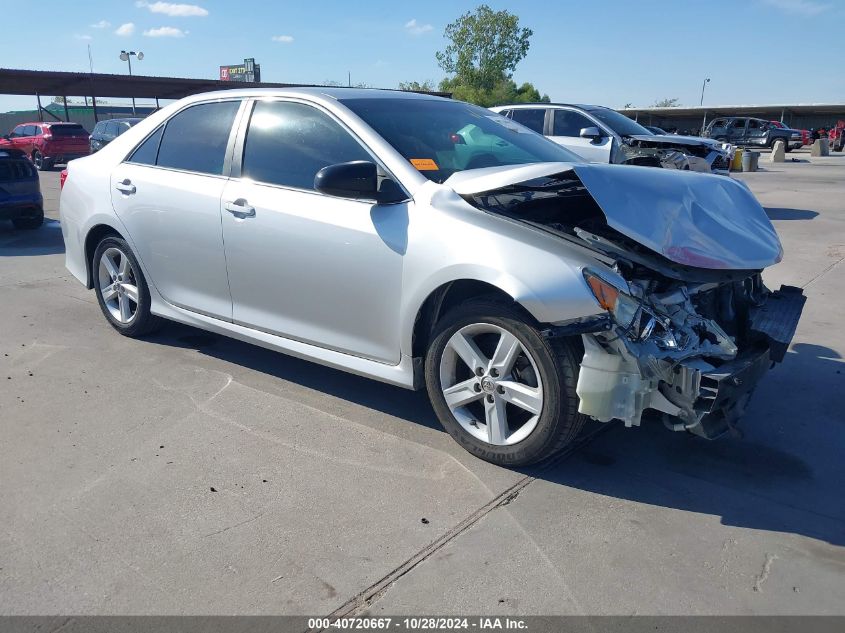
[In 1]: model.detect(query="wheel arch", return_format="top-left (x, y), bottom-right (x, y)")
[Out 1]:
top-left (84, 223), bottom-right (126, 288)
top-left (410, 279), bottom-right (539, 365)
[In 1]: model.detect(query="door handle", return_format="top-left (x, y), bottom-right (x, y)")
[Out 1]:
top-left (115, 179), bottom-right (136, 195)
top-left (224, 199), bottom-right (256, 218)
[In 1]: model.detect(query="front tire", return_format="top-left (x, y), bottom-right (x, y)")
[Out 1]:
top-left (92, 236), bottom-right (162, 337)
top-left (425, 299), bottom-right (587, 466)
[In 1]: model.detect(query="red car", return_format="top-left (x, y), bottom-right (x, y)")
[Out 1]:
top-left (0, 122), bottom-right (90, 171)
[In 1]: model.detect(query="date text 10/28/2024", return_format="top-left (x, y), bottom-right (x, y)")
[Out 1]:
top-left (308, 617), bottom-right (528, 630)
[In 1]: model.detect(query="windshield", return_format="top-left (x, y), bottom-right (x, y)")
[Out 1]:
top-left (341, 97), bottom-right (583, 183)
top-left (585, 107), bottom-right (651, 137)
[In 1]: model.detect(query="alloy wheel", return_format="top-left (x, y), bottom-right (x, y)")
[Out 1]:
top-left (97, 247), bottom-right (139, 324)
top-left (32, 151), bottom-right (42, 170)
top-left (439, 323), bottom-right (544, 446)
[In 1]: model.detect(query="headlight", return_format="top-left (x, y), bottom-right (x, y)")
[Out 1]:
top-left (583, 271), bottom-right (640, 329)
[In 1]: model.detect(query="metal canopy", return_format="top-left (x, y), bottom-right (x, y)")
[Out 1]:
top-left (0, 68), bottom-right (451, 100)
top-left (620, 103), bottom-right (845, 118)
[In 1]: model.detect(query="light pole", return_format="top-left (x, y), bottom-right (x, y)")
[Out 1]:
top-left (699, 77), bottom-right (710, 106)
top-left (119, 50), bottom-right (144, 115)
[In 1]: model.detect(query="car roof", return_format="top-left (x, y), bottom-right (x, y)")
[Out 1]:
top-left (495, 103), bottom-right (613, 111)
top-left (100, 118), bottom-right (143, 124)
top-left (181, 86), bottom-right (447, 104)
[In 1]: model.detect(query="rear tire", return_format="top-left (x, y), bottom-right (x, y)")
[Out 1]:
top-left (11, 207), bottom-right (44, 230)
top-left (92, 236), bottom-right (163, 337)
top-left (425, 298), bottom-right (587, 466)
top-left (31, 150), bottom-right (51, 171)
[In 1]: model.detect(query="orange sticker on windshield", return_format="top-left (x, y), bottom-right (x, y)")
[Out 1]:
top-left (411, 158), bottom-right (439, 171)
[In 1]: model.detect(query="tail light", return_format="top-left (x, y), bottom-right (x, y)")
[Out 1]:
top-left (60, 169), bottom-right (68, 189)
top-left (42, 132), bottom-right (52, 140)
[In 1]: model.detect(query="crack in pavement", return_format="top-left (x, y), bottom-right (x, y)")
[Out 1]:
top-left (803, 255), bottom-right (845, 289)
top-left (307, 424), bottom-right (610, 631)
top-left (753, 553), bottom-right (778, 593)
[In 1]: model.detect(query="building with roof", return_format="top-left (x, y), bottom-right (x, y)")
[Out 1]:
top-left (620, 103), bottom-right (845, 134)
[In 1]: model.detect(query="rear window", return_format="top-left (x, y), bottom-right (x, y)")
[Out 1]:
top-left (0, 157), bottom-right (36, 181)
top-left (49, 125), bottom-right (87, 137)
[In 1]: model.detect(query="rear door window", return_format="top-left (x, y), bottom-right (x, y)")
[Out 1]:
top-left (509, 109), bottom-right (546, 134)
top-left (128, 127), bottom-right (164, 166)
top-left (155, 101), bottom-right (240, 175)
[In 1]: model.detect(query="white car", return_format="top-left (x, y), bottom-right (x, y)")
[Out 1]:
top-left (491, 103), bottom-right (733, 174)
top-left (59, 88), bottom-right (803, 466)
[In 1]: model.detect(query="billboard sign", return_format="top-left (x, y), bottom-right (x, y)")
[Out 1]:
top-left (219, 58), bottom-right (261, 83)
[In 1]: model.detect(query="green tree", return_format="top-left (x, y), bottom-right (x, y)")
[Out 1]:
top-left (442, 76), bottom-right (548, 108)
top-left (436, 5), bottom-right (533, 92)
top-left (398, 80), bottom-right (436, 92)
top-left (653, 98), bottom-right (680, 107)
top-left (435, 5), bottom-right (546, 107)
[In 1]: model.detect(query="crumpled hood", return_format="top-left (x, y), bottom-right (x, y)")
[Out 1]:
top-left (446, 162), bottom-right (783, 271)
top-left (625, 134), bottom-right (713, 146)
top-left (627, 133), bottom-right (722, 150)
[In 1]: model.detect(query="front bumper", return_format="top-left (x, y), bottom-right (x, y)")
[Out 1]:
top-left (576, 285), bottom-right (806, 437)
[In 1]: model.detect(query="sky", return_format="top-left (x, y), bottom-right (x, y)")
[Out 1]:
top-left (0, 0), bottom-right (843, 113)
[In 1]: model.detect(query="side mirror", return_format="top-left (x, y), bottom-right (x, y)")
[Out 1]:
top-left (1, 134), bottom-right (10, 141)
top-left (579, 126), bottom-right (602, 141)
top-left (314, 160), bottom-right (378, 200)
top-left (314, 161), bottom-right (404, 203)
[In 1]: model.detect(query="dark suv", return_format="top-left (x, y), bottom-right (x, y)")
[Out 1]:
top-left (89, 118), bottom-right (143, 153)
top-left (704, 117), bottom-right (802, 151)
top-left (0, 148), bottom-right (43, 229)
top-left (0, 122), bottom-right (90, 170)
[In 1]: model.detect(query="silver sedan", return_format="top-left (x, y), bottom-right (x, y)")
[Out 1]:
top-left (59, 88), bottom-right (804, 466)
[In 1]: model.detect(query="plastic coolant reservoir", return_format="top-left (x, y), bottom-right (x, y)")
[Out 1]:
top-left (576, 338), bottom-right (651, 426)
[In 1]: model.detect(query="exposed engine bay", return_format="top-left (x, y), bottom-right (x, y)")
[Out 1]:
top-left (461, 168), bottom-right (805, 439)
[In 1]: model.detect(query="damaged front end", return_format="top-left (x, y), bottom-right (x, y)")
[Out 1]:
top-left (613, 140), bottom-right (691, 171)
top-left (575, 269), bottom-right (804, 438)
top-left (617, 135), bottom-right (732, 175)
top-left (454, 162), bottom-right (805, 439)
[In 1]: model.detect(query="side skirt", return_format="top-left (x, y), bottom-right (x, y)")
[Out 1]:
top-left (150, 301), bottom-right (417, 390)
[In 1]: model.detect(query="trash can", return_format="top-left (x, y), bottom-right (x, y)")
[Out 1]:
top-left (750, 151), bottom-right (760, 171)
top-left (731, 148), bottom-right (744, 171)
top-left (742, 150), bottom-right (754, 172)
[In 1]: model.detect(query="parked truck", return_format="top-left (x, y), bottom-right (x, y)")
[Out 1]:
top-left (703, 117), bottom-right (802, 152)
